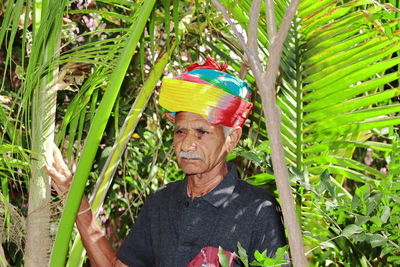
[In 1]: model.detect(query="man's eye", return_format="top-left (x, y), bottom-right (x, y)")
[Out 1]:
top-left (175, 129), bottom-right (185, 134)
top-left (196, 129), bottom-right (208, 135)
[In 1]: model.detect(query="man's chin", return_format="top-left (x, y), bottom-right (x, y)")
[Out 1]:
top-left (181, 168), bottom-right (203, 175)
top-left (178, 162), bottom-right (204, 175)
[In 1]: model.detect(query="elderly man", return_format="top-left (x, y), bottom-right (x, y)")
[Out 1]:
top-left (47, 58), bottom-right (286, 266)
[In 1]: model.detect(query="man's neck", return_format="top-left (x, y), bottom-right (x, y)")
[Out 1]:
top-left (187, 162), bottom-right (228, 199)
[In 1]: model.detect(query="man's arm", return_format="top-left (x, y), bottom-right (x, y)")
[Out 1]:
top-left (45, 145), bottom-right (127, 267)
top-left (76, 196), bottom-right (127, 267)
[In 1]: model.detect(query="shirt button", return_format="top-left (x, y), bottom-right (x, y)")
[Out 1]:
top-left (184, 201), bottom-right (189, 207)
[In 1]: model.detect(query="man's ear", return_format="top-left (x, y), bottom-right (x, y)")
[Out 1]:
top-left (225, 126), bottom-right (242, 153)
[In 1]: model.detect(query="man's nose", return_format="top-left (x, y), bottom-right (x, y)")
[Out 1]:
top-left (181, 132), bottom-right (197, 151)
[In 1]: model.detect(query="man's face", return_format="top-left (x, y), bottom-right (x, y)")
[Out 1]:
top-left (173, 112), bottom-right (227, 175)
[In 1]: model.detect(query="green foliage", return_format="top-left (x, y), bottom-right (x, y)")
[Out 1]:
top-left (235, 242), bottom-right (289, 267)
top-left (307, 168), bottom-right (400, 265)
top-left (218, 246), bottom-right (230, 267)
top-left (237, 241), bottom-right (249, 267)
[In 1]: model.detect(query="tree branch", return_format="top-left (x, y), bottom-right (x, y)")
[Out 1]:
top-left (211, 0), bottom-right (307, 266)
top-left (265, 0), bottom-right (277, 40)
top-left (276, 0), bottom-right (299, 48)
top-left (248, 0), bottom-right (262, 54)
top-left (211, 0), bottom-right (263, 75)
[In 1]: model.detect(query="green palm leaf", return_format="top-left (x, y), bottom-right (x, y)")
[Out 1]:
top-left (66, 43), bottom-right (175, 267)
top-left (49, 1), bottom-right (156, 265)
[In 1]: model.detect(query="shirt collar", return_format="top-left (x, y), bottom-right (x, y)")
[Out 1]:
top-left (177, 162), bottom-right (238, 208)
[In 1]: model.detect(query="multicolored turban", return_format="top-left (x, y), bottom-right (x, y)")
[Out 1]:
top-left (159, 58), bottom-right (253, 128)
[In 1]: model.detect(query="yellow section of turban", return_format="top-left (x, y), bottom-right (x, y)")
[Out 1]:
top-left (159, 77), bottom-right (227, 118)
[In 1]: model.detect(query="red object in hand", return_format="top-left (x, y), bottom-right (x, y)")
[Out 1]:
top-left (185, 58), bottom-right (228, 72)
top-left (187, 246), bottom-right (236, 267)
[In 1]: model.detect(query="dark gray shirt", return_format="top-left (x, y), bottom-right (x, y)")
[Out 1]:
top-left (117, 163), bottom-right (286, 266)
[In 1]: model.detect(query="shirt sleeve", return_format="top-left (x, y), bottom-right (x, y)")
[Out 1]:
top-left (117, 196), bottom-right (155, 267)
top-left (249, 199), bottom-right (287, 260)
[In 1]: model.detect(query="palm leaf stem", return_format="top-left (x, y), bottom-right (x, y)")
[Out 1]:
top-left (292, 14), bottom-right (304, 223)
top-left (66, 44), bottom-right (175, 267)
top-left (49, 1), bottom-right (156, 265)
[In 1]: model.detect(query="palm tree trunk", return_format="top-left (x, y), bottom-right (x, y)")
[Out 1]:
top-left (25, 46), bottom-right (58, 267)
top-left (24, 0), bottom-right (63, 265)
top-left (25, 79), bottom-right (57, 266)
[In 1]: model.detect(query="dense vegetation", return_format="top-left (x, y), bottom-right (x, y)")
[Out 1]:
top-left (0, 0), bottom-right (399, 266)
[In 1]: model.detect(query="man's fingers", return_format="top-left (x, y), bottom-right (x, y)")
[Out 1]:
top-left (52, 143), bottom-right (72, 179)
top-left (52, 182), bottom-right (68, 197)
top-left (59, 165), bottom-right (72, 181)
top-left (45, 165), bottom-right (69, 186)
top-left (45, 165), bottom-right (70, 196)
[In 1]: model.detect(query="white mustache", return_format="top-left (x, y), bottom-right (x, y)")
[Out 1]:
top-left (179, 151), bottom-right (203, 159)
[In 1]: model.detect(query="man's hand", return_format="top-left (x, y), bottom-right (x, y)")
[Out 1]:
top-left (45, 144), bottom-right (127, 267)
top-left (45, 143), bottom-right (72, 197)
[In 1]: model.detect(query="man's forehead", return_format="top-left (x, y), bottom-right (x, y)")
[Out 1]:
top-left (174, 112), bottom-right (221, 129)
top-left (175, 111), bottom-right (205, 120)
